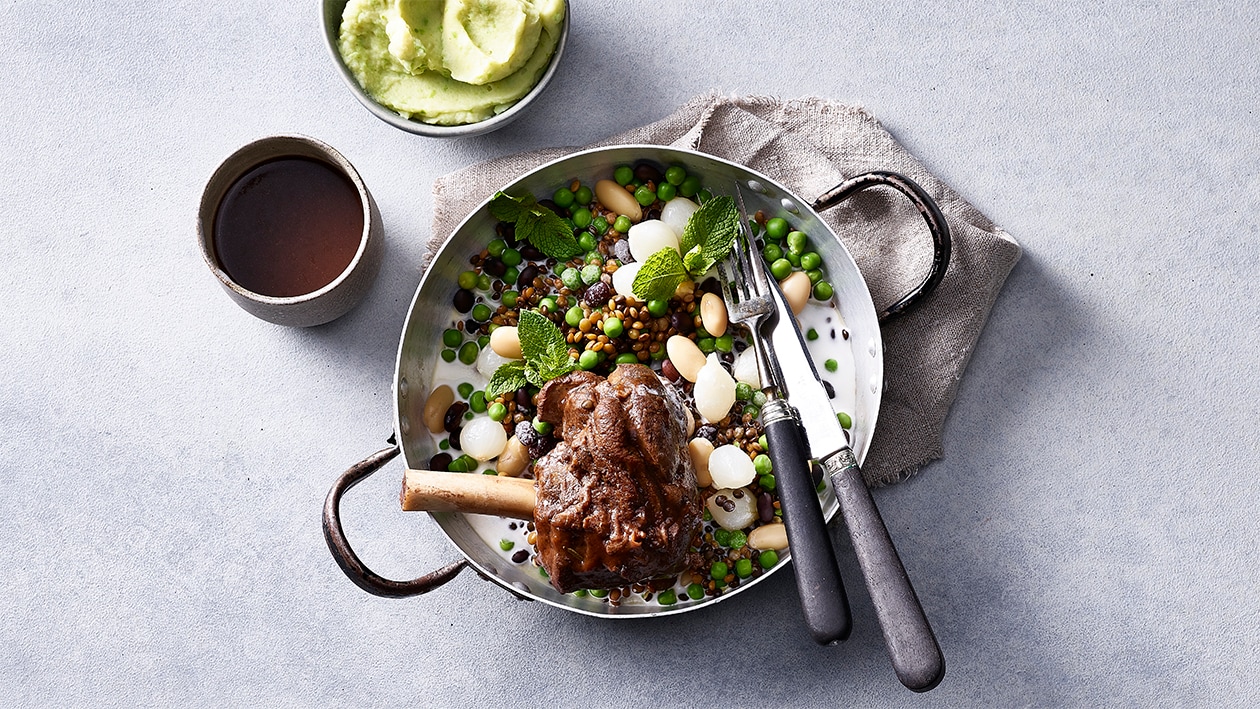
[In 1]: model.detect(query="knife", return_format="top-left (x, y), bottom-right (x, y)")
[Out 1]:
top-left (761, 254), bottom-right (946, 692)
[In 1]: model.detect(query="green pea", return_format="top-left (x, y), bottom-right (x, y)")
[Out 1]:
top-left (837, 411), bottom-right (852, 429)
top-left (572, 589), bottom-right (588, 597)
top-left (735, 382), bottom-right (754, 401)
top-left (477, 274), bottom-right (492, 291)
top-left (728, 530), bottom-right (747, 549)
top-left (532, 417), bottom-right (553, 436)
top-left (641, 299), bottom-right (667, 318)
top-left (446, 456), bottom-right (468, 472)
top-left (561, 267), bottom-right (582, 291)
top-left (438, 438), bottom-right (450, 451)
top-left (769, 258), bottom-right (792, 281)
top-left (656, 182), bottom-right (677, 202)
top-left (765, 218), bottom-right (789, 240)
top-left (457, 382), bottom-right (474, 399)
top-left (665, 165), bottom-right (687, 185)
top-left (572, 207), bottom-right (592, 229)
top-left (458, 342), bottom-right (479, 365)
top-left (478, 334), bottom-right (490, 349)
top-left (762, 243), bottom-right (783, 262)
top-left (590, 588), bottom-right (609, 598)
top-left (825, 359), bottom-right (838, 373)
top-left (469, 391), bottom-right (487, 413)
top-left (580, 263), bottom-right (602, 285)
top-left (615, 352), bottom-right (639, 365)
top-left (785, 251), bottom-right (801, 268)
top-left (786, 230), bottom-right (808, 254)
top-left (613, 165), bottom-right (634, 186)
top-left (503, 266), bottom-right (519, 285)
top-left (806, 328), bottom-right (819, 341)
top-left (752, 391), bottom-right (767, 407)
top-left (748, 219), bottom-right (761, 236)
top-left (800, 251), bottom-right (822, 270)
top-left (754, 454), bottom-right (773, 475)
top-left (679, 175), bottom-right (701, 198)
top-left (487, 239), bottom-right (506, 257)
top-left (697, 337), bottom-right (716, 353)
top-left (686, 582), bottom-right (705, 600)
top-left (458, 270), bottom-right (478, 290)
top-left (488, 402), bottom-right (507, 422)
top-left (743, 404), bottom-right (760, 418)
top-left (592, 216), bottom-right (608, 235)
top-left (539, 296), bottom-right (558, 313)
top-left (553, 261), bottom-right (569, 277)
top-left (657, 588), bottom-right (677, 605)
top-left (500, 248), bottom-right (522, 268)
top-left (553, 187), bottom-right (575, 208)
top-left (759, 473), bottom-right (776, 491)
top-left (501, 290), bottom-right (518, 308)
top-left (442, 328), bottom-right (462, 348)
top-left (758, 549), bottom-right (780, 569)
top-left (813, 281), bottom-right (834, 301)
top-left (702, 508), bottom-right (712, 522)
top-left (613, 215), bottom-right (632, 233)
top-left (734, 558), bottom-right (753, 578)
top-left (441, 349), bottom-right (457, 363)
top-left (472, 303), bottom-right (492, 322)
top-left (715, 334), bottom-right (734, 353)
top-left (710, 561), bottom-right (729, 581)
top-left (579, 349), bottom-right (600, 370)
top-left (574, 185), bottom-right (593, 205)
top-left (651, 347), bottom-right (666, 361)
top-left (603, 317), bottom-right (624, 338)
top-left (499, 538), bottom-right (514, 551)
top-left (538, 565), bottom-right (549, 578)
top-left (564, 305), bottom-right (583, 328)
top-left (634, 185), bottom-right (656, 206)
top-left (713, 528), bottom-right (731, 547)
top-left (585, 251), bottom-right (603, 266)
top-left (758, 434), bottom-right (768, 451)
top-left (698, 189), bottom-right (712, 202)
top-left (807, 268), bottom-right (823, 285)
top-left (694, 324), bottom-right (710, 339)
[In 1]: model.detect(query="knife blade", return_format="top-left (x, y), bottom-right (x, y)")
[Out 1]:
top-left (758, 238), bottom-right (946, 693)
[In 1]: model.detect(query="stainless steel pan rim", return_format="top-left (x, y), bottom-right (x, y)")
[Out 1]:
top-left (323, 144), bottom-right (951, 618)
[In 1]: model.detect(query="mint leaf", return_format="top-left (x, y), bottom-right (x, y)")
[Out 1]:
top-left (516, 309), bottom-right (576, 385)
top-left (632, 247), bottom-right (688, 302)
top-left (488, 191), bottom-right (581, 259)
top-left (680, 195), bottom-right (738, 273)
top-left (486, 359), bottom-right (528, 399)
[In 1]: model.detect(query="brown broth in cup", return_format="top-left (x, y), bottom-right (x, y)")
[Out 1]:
top-left (213, 157), bottom-right (364, 298)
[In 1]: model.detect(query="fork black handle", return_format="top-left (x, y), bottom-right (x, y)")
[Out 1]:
top-left (761, 399), bottom-right (852, 645)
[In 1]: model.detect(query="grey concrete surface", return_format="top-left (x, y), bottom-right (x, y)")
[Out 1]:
top-left (2, 2), bottom-right (1256, 706)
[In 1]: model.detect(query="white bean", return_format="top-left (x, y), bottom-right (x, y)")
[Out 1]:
top-left (489, 326), bottom-right (522, 359)
top-left (780, 270), bottom-right (811, 315)
top-left (699, 292), bottom-right (728, 337)
top-left (688, 438), bottom-right (714, 488)
top-left (666, 335), bottom-right (706, 382)
top-left (422, 385), bottom-right (454, 434)
top-left (594, 179), bottom-right (642, 224)
top-left (748, 523), bottom-right (789, 551)
top-left (496, 436), bottom-right (530, 477)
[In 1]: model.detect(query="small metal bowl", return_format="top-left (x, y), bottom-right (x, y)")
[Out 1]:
top-left (320, 0), bottom-right (570, 138)
top-left (197, 134), bottom-right (384, 327)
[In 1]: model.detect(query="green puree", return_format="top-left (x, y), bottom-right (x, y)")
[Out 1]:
top-left (338, 0), bottom-right (564, 126)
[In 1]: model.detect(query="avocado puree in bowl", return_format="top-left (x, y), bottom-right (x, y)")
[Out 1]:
top-left (338, 0), bottom-right (565, 126)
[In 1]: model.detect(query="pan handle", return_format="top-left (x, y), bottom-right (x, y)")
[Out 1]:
top-left (323, 445), bottom-right (468, 597)
top-left (812, 171), bottom-right (951, 323)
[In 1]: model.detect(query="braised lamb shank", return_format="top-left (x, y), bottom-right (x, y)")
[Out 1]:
top-left (533, 364), bottom-right (702, 593)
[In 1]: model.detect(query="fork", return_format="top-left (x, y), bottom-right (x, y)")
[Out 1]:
top-left (717, 188), bottom-right (853, 645)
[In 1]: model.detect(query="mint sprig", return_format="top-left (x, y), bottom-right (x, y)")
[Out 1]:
top-left (487, 309), bottom-right (576, 398)
top-left (488, 192), bottom-right (582, 259)
top-left (679, 195), bottom-right (738, 275)
top-left (631, 247), bottom-right (688, 302)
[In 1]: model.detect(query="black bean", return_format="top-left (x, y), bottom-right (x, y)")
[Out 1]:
top-left (758, 492), bottom-right (775, 523)
top-left (842, 328), bottom-right (849, 340)
top-left (822, 380), bottom-right (835, 399)
top-left (633, 162), bottom-right (663, 183)
top-left (517, 264), bottom-right (539, 289)
top-left (661, 359), bottom-right (681, 382)
top-left (447, 427), bottom-right (462, 450)
top-left (482, 256), bottom-right (506, 278)
top-left (453, 288), bottom-right (474, 313)
top-left (613, 239), bottom-right (633, 263)
top-left (696, 424), bottom-right (718, 443)
top-left (700, 277), bottom-right (720, 294)
top-left (645, 208), bottom-right (661, 221)
top-left (514, 420), bottom-right (537, 447)
top-left (669, 311), bottom-right (694, 334)
top-left (511, 549), bottom-right (529, 563)
top-left (537, 199), bottom-right (565, 216)
top-left (519, 244), bottom-right (543, 260)
top-left (496, 222), bottom-right (517, 244)
top-left (443, 401), bottom-right (469, 432)
top-left (429, 452), bottom-right (453, 470)
top-left (515, 388), bottom-right (532, 408)
top-left (584, 281), bottom-right (611, 307)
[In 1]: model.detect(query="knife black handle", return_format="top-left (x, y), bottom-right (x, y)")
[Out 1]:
top-left (761, 400), bottom-right (852, 645)
top-left (824, 449), bottom-right (945, 692)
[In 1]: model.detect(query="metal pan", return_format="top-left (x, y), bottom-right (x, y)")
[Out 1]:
top-left (323, 144), bottom-right (950, 616)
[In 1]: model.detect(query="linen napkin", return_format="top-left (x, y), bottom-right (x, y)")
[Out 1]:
top-left (432, 94), bottom-right (1022, 487)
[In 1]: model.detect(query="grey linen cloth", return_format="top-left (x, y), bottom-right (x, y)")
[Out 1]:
top-left (432, 94), bottom-right (1022, 486)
